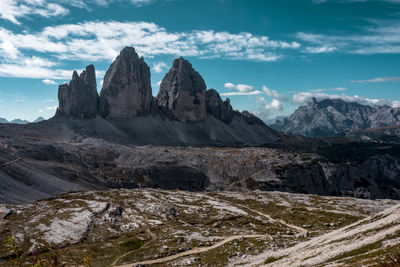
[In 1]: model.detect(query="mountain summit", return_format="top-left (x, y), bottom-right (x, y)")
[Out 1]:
top-left (99, 47), bottom-right (153, 119)
top-left (156, 57), bottom-right (207, 121)
top-left (53, 46), bottom-right (280, 146)
top-left (272, 98), bottom-right (400, 137)
top-left (56, 64), bottom-right (98, 118)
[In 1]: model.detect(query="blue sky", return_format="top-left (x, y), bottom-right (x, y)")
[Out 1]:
top-left (0, 0), bottom-right (399, 121)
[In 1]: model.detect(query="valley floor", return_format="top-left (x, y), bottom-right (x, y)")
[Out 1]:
top-left (1, 189), bottom-right (400, 266)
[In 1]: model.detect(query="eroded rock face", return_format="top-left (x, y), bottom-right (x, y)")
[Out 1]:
top-left (206, 89), bottom-right (233, 124)
top-left (156, 57), bottom-right (206, 121)
top-left (99, 47), bottom-right (152, 119)
top-left (241, 110), bottom-right (265, 125)
top-left (57, 65), bottom-right (98, 118)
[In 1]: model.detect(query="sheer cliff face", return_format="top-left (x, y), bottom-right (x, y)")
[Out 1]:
top-left (272, 98), bottom-right (400, 137)
top-left (205, 89), bottom-right (233, 124)
top-left (57, 64), bottom-right (98, 118)
top-left (99, 47), bottom-right (152, 119)
top-left (156, 57), bottom-right (207, 121)
top-left (55, 47), bottom-right (277, 146)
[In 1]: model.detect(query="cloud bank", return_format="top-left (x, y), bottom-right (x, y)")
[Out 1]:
top-left (0, 21), bottom-right (301, 79)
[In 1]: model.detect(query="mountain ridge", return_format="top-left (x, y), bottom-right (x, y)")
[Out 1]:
top-left (52, 46), bottom-right (281, 146)
top-left (272, 98), bottom-right (400, 137)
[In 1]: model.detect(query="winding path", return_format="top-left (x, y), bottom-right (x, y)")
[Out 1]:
top-left (114, 200), bottom-right (308, 266)
top-left (116, 234), bottom-right (267, 267)
top-left (246, 207), bottom-right (308, 236)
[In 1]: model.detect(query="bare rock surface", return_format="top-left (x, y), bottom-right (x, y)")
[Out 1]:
top-left (57, 65), bottom-right (98, 118)
top-left (99, 47), bottom-right (152, 119)
top-left (156, 57), bottom-right (207, 121)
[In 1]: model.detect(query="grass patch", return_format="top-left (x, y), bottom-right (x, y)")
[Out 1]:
top-left (121, 238), bottom-right (145, 251)
top-left (264, 256), bottom-right (279, 264)
top-left (330, 240), bottom-right (382, 262)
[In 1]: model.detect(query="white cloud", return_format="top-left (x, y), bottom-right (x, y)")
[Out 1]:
top-left (0, 0), bottom-right (68, 25)
top-left (0, 20), bottom-right (302, 79)
top-left (262, 85), bottom-right (288, 100)
top-left (309, 87), bottom-right (346, 92)
top-left (305, 46), bottom-right (337, 53)
top-left (351, 77), bottom-right (400, 83)
top-left (42, 79), bottom-right (57, 85)
top-left (253, 96), bottom-right (284, 120)
top-left (296, 18), bottom-right (400, 55)
top-left (222, 82), bottom-right (263, 96)
top-left (38, 105), bottom-right (57, 113)
top-left (152, 62), bottom-right (168, 73)
top-left (292, 91), bottom-right (399, 107)
top-left (220, 90), bottom-right (263, 96)
top-left (224, 83), bottom-right (255, 92)
top-left (265, 98), bottom-right (283, 111)
top-left (0, 0), bottom-right (172, 25)
top-left (0, 21), bottom-right (300, 69)
top-left (0, 63), bottom-right (75, 79)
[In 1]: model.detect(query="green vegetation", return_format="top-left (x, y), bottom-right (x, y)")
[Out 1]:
top-left (264, 256), bottom-right (279, 264)
top-left (121, 238), bottom-right (145, 251)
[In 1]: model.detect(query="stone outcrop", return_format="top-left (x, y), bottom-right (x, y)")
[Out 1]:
top-left (156, 57), bottom-right (206, 121)
top-left (55, 47), bottom-right (268, 130)
top-left (57, 64), bottom-right (98, 118)
top-left (99, 47), bottom-right (152, 119)
top-left (206, 89), bottom-right (233, 124)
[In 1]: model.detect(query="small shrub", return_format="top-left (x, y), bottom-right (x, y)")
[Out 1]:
top-left (264, 256), bottom-right (279, 264)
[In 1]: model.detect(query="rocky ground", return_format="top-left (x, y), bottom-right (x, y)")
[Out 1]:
top-left (345, 125), bottom-right (400, 144)
top-left (1, 129), bottom-right (400, 204)
top-left (0, 189), bottom-right (399, 266)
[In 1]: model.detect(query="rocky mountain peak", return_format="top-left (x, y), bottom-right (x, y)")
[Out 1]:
top-left (120, 46), bottom-right (139, 59)
top-left (156, 57), bottom-right (207, 121)
top-left (99, 46), bottom-right (152, 119)
top-left (57, 65), bottom-right (99, 119)
top-left (80, 64), bottom-right (97, 90)
top-left (72, 71), bottom-right (79, 80)
top-left (55, 47), bottom-right (269, 137)
top-left (206, 89), bottom-right (233, 124)
top-left (272, 98), bottom-right (400, 137)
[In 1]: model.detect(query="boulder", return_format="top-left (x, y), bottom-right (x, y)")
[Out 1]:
top-left (57, 65), bottom-right (98, 118)
top-left (156, 57), bottom-right (206, 121)
top-left (99, 47), bottom-right (152, 119)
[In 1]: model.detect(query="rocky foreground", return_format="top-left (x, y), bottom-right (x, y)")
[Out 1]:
top-left (1, 189), bottom-right (399, 266)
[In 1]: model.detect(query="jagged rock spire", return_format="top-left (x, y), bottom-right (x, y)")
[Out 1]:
top-left (206, 89), bottom-right (233, 124)
top-left (156, 57), bottom-right (206, 121)
top-left (57, 64), bottom-right (98, 118)
top-left (99, 47), bottom-right (152, 119)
